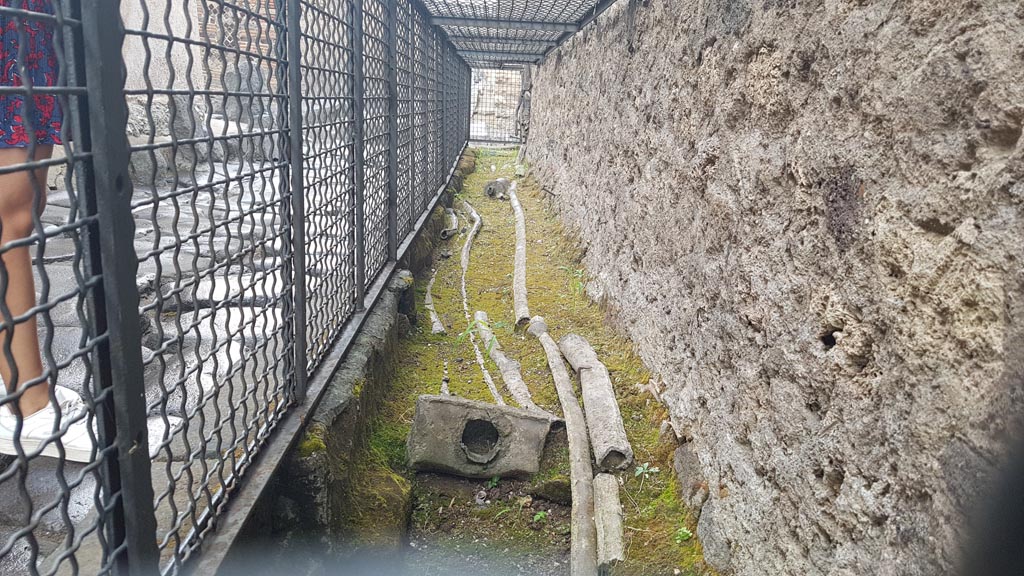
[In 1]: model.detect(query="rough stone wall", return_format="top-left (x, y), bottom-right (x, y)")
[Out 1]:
top-left (526, 1), bottom-right (1024, 574)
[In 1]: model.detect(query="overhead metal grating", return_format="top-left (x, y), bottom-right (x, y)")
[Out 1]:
top-left (421, 0), bottom-right (620, 66)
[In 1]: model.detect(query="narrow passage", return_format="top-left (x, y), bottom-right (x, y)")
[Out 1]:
top-left (348, 147), bottom-right (713, 575)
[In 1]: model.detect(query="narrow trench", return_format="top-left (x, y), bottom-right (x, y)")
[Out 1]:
top-left (335, 147), bottom-right (711, 575)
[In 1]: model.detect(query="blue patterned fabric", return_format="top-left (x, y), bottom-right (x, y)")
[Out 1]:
top-left (0, 0), bottom-right (62, 148)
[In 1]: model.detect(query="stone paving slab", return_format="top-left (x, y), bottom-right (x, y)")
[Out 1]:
top-left (3, 149), bottom-right (294, 573)
top-left (0, 413), bottom-right (198, 576)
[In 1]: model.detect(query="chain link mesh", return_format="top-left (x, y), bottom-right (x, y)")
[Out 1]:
top-left (422, 0), bottom-right (599, 23)
top-left (0, 2), bottom-right (122, 574)
top-left (0, 0), bottom-right (470, 573)
top-left (469, 67), bottom-right (522, 143)
top-left (121, 0), bottom-right (293, 570)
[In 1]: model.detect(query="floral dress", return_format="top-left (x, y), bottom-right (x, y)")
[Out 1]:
top-left (0, 0), bottom-right (62, 148)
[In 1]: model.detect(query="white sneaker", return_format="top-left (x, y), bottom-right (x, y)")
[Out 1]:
top-left (0, 386), bottom-right (184, 464)
top-left (0, 385), bottom-right (96, 463)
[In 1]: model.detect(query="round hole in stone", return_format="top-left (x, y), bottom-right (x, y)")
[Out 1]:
top-left (461, 418), bottom-right (499, 462)
top-left (820, 330), bottom-right (838, 350)
top-left (603, 450), bottom-right (628, 470)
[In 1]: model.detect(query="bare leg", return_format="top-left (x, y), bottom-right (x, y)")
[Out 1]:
top-left (0, 146), bottom-right (51, 415)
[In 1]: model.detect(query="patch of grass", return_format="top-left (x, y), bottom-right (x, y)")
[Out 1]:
top-left (558, 265), bottom-right (586, 297)
top-left (367, 419), bottom-right (409, 471)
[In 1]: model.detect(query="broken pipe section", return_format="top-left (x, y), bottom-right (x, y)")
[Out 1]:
top-left (407, 395), bottom-right (558, 479)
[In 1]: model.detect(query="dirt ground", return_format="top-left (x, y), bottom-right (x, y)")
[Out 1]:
top-left (342, 147), bottom-right (714, 575)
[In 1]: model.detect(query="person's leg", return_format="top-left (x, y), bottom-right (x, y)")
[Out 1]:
top-left (0, 145), bottom-right (51, 415)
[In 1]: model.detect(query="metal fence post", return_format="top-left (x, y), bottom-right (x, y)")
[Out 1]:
top-left (385, 0), bottom-right (399, 261)
top-left (79, 0), bottom-right (159, 572)
top-left (465, 64), bottom-right (471, 144)
top-left (352, 0), bottom-right (367, 308)
top-left (436, 42), bottom-right (444, 174)
top-left (410, 10), bottom-right (420, 225)
top-left (284, 0), bottom-right (308, 398)
top-left (429, 35), bottom-right (437, 192)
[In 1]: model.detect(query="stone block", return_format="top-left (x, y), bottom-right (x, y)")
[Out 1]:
top-left (673, 442), bottom-right (709, 512)
top-left (697, 498), bottom-right (731, 572)
top-left (484, 178), bottom-right (510, 198)
top-left (407, 395), bottom-right (554, 479)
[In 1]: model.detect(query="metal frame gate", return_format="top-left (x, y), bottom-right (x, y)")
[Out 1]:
top-left (0, 0), bottom-right (470, 574)
top-left (469, 66), bottom-right (524, 144)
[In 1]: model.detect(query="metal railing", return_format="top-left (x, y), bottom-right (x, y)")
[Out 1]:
top-left (0, 0), bottom-right (469, 574)
top-left (469, 67), bottom-right (522, 143)
top-left (424, 0), bottom-right (620, 67)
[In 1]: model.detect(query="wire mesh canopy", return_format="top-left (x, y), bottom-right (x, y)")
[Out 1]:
top-left (421, 0), bottom-right (617, 66)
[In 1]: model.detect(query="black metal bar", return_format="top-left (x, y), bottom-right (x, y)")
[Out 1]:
top-left (352, 0), bottom-right (368, 308)
top-left (287, 0), bottom-right (308, 399)
top-left (79, 0), bottom-right (159, 572)
top-left (466, 61), bottom-right (473, 144)
top-left (470, 138), bottom-right (524, 145)
top-left (386, 0), bottom-right (400, 261)
top-left (430, 16), bottom-right (579, 31)
top-left (405, 2), bottom-right (417, 240)
top-left (577, 0), bottom-right (623, 31)
top-left (467, 62), bottom-right (527, 70)
top-left (459, 49), bottom-right (544, 60)
top-left (449, 35), bottom-right (559, 46)
top-left (438, 42), bottom-right (446, 191)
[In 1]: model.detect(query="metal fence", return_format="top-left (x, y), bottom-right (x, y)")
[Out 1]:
top-left (0, 0), bottom-right (469, 574)
top-left (469, 67), bottom-right (522, 143)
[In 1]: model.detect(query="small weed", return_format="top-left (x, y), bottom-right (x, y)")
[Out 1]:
top-left (455, 320), bottom-right (476, 344)
top-left (516, 496), bottom-right (531, 515)
top-left (674, 526), bottom-right (693, 544)
top-left (485, 476), bottom-right (500, 490)
top-left (559, 265), bottom-right (586, 296)
top-left (635, 462), bottom-right (661, 494)
top-left (532, 510), bottom-right (548, 524)
top-left (456, 317), bottom-right (499, 355)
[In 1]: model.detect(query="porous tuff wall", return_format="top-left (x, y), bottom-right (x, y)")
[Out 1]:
top-left (526, 1), bottom-right (1024, 574)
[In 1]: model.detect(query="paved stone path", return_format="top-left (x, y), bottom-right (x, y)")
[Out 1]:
top-left (0, 158), bottom-right (298, 575)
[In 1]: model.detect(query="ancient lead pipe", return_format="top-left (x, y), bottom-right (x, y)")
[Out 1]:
top-left (559, 333), bottom-right (635, 471)
top-left (509, 181), bottom-right (530, 329)
top-left (461, 201), bottom-right (504, 405)
top-left (440, 207), bottom-right (459, 240)
top-left (594, 473), bottom-right (626, 572)
top-left (528, 317), bottom-right (598, 576)
top-left (424, 268), bottom-right (445, 335)
top-left (474, 310), bottom-right (551, 416)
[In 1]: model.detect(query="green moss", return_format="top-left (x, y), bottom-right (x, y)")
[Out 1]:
top-left (367, 419), bottom-right (408, 471)
top-left (340, 464), bottom-right (413, 548)
top-left (297, 424), bottom-right (327, 458)
top-left (528, 475), bottom-right (572, 505)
